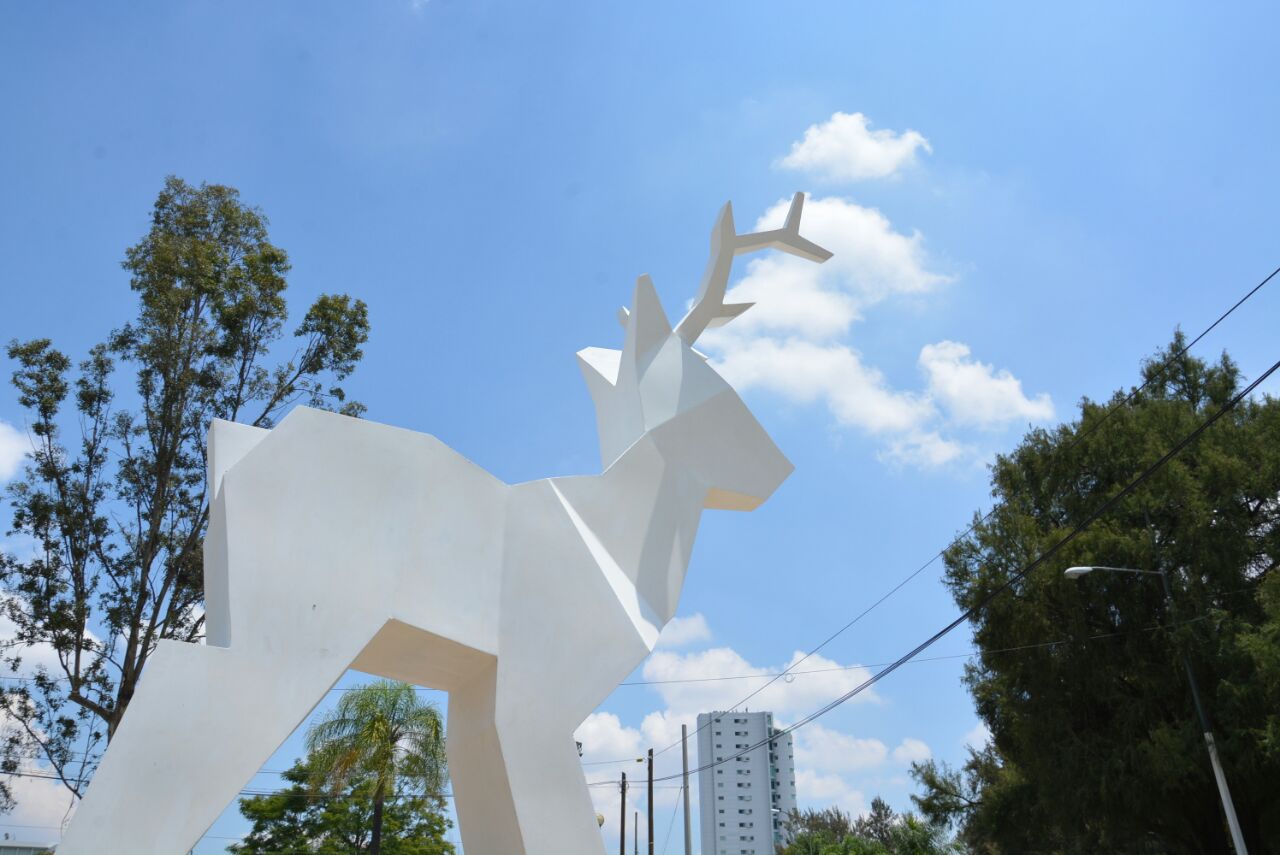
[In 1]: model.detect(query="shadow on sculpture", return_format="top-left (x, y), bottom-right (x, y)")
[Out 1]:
top-left (58, 193), bottom-right (831, 855)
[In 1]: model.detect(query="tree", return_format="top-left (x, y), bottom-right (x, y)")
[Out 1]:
top-left (783, 806), bottom-right (856, 842)
top-left (230, 757), bottom-right (454, 855)
top-left (779, 800), bottom-right (959, 855)
top-left (912, 334), bottom-right (1280, 852)
top-left (853, 798), bottom-right (897, 847)
top-left (0, 176), bottom-right (370, 801)
top-left (305, 681), bottom-right (448, 855)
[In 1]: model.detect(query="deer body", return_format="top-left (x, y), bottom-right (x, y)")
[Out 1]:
top-left (58, 194), bottom-right (830, 855)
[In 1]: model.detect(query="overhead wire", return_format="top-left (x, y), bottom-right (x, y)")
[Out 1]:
top-left (653, 351), bottom-right (1280, 782)
top-left (2, 266), bottom-right (1276, 820)
top-left (583, 262), bottom-right (1280, 767)
top-left (659, 784), bottom-right (683, 855)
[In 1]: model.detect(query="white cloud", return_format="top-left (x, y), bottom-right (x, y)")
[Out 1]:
top-left (0, 419), bottom-right (28, 483)
top-left (577, 712), bottom-right (644, 764)
top-left (777, 112), bottom-right (931, 182)
top-left (794, 769), bottom-right (868, 817)
top-left (794, 723), bottom-right (887, 772)
top-left (655, 613), bottom-right (711, 649)
top-left (576, 624), bottom-right (896, 848)
top-left (0, 709), bottom-right (79, 844)
top-left (0, 614), bottom-right (62, 677)
top-left (891, 737), bottom-right (932, 765)
top-left (964, 721), bottom-right (992, 751)
top-left (880, 430), bottom-right (967, 469)
top-left (699, 195), bottom-right (1052, 468)
top-left (2, 767), bottom-right (75, 843)
top-left (641, 647), bottom-right (878, 720)
top-left (920, 341), bottom-right (1054, 428)
top-left (705, 195), bottom-right (949, 342)
top-left (576, 712), bottom-right (683, 848)
top-left (711, 338), bottom-right (933, 435)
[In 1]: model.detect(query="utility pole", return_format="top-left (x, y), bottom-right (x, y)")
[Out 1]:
top-left (1147, 512), bottom-right (1248, 855)
top-left (1158, 567), bottom-right (1249, 855)
top-left (634, 811), bottom-right (638, 855)
top-left (619, 772), bottom-right (627, 855)
top-left (682, 724), bottom-right (692, 855)
top-left (647, 748), bottom-right (655, 855)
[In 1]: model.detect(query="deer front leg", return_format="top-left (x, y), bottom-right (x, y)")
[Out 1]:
top-left (494, 482), bottom-right (657, 853)
top-left (447, 661), bottom-right (527, 854)
top-left (492, 691), bottom-right (605, 855)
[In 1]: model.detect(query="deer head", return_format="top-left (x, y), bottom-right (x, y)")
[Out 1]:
top-left (577, 193), bottom-right (832, 511)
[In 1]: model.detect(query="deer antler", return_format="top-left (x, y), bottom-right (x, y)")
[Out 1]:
top-left (674, 192), bottom-right (832, 344)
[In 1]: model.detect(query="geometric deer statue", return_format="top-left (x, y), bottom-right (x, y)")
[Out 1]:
top-left (58, 193), bottom-right (830, 855)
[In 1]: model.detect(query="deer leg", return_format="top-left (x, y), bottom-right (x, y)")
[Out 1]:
top-left (491, 694), bottom-right (605, 855)
top-left (446, 660), bottom-right (527, 854)
top-left (58, 637), bottom-right (359, 855)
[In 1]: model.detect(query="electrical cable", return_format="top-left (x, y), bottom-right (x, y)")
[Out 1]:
top-left (653, 352), bottom-right (1280, 782)
top-left (659, 783), bottom-right (683, 855)
top-left (582, 263), bottom-right (1279, 767)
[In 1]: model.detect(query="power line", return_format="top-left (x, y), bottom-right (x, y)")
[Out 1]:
top-left (659, 784), bottom-right (683, 855)
top-left (584, 263), bottom-right (1279, 767)
top-left (654, 351), bottom-right (1280, 783)
top-left (4, 267), bottom-right (1276, 819)
top-left (615, 588), bottom-right (1257, 686)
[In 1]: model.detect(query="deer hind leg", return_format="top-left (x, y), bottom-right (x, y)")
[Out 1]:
top-left (57, 637), bottom-right (359, 855)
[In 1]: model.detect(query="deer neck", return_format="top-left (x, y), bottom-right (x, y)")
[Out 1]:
top-left (549, 434), bottom-right (706, 631)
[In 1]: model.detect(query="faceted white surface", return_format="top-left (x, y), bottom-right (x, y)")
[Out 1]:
top-left (59, 193), bottom-right (829, 855)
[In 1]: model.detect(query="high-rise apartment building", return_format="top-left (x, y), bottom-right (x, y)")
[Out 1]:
top-left (696, 710), bottom-right (797, 855)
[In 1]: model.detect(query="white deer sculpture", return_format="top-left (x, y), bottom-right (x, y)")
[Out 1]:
top-left (58, 193), bottom-right (831, 855)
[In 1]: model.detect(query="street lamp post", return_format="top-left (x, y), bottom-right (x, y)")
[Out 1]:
top-left (1064, 565), bottom-right (1249, 854)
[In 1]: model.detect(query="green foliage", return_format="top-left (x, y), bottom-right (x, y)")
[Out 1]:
top-left (305, 681), bottom-right (448, 855)
top-left (854, 797), bottom-right (897, 847)
top-left (783, 805), bottom-right (856, 842)
top-left (912, 333), bottom-right (1280, 853)
top-left (779, 798), bottom-right (959, 855)
top-left (0, 176), bottom-right (371, 803)
top-left (229, 758), bottom-right (454, 855)
top-left (1239, 570), bottom-right (1280, 759)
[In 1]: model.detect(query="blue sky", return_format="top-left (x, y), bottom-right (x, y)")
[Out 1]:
top-left (1, 1), bottom-right (1278, 851)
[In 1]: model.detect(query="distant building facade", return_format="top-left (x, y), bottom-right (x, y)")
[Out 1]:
top-left (0, 837), bottom-right (53, 855)
top-left (696, 710), bottom-right (797, 855)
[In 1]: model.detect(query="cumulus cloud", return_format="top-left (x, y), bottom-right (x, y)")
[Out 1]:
top-left (1, 765), bottom-right (75, 842)
top-left (794, 769), bottom-right (869, 817)
top-left (576, 614), bottom-right (910, 848)
top-left (711, 339), bottom-right (930, 434)
top-left (576, 711), bottom-right (644, 764)
top-left (641, 647), bottom-right (879, 720)
top-left (920, 341), bottom-right (1054, 428)
top-left (0, 603), bottom-right (64, 676)
top-left (891, 737), bottom-right (932, 765)
top-left (964, 721), bottom-right (992, 750)
top-left (655, 613), bottom-right (711, 649)
top-left (705, 195), bottom-right (949, 343)
top-left (0, 419), bottom-right (28, 483)
top-left (699, 195), bottom-right (1052, 468)
top-left (795, 723), bottom-right (887, 772)
top-left (0, 709), bottom-right (78, 843)
top-left (777, 112), bottom-right (931, 182)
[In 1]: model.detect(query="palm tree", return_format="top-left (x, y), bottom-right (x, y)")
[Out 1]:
top-left (306, 680), bottom-right (447, 855)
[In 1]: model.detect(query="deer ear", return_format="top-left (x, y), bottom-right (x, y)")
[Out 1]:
top-left (207, 419), bottom-right (270, 499)
top-left (577, 347), bottom-right (620, 405)
top-left (623, 275), bottom-right (671, 365)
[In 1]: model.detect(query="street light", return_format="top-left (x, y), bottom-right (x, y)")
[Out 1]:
top-left (1063, 565), bottom-right (1162, 579)
top-left (1064, 564), bottom-right (1249, 854)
